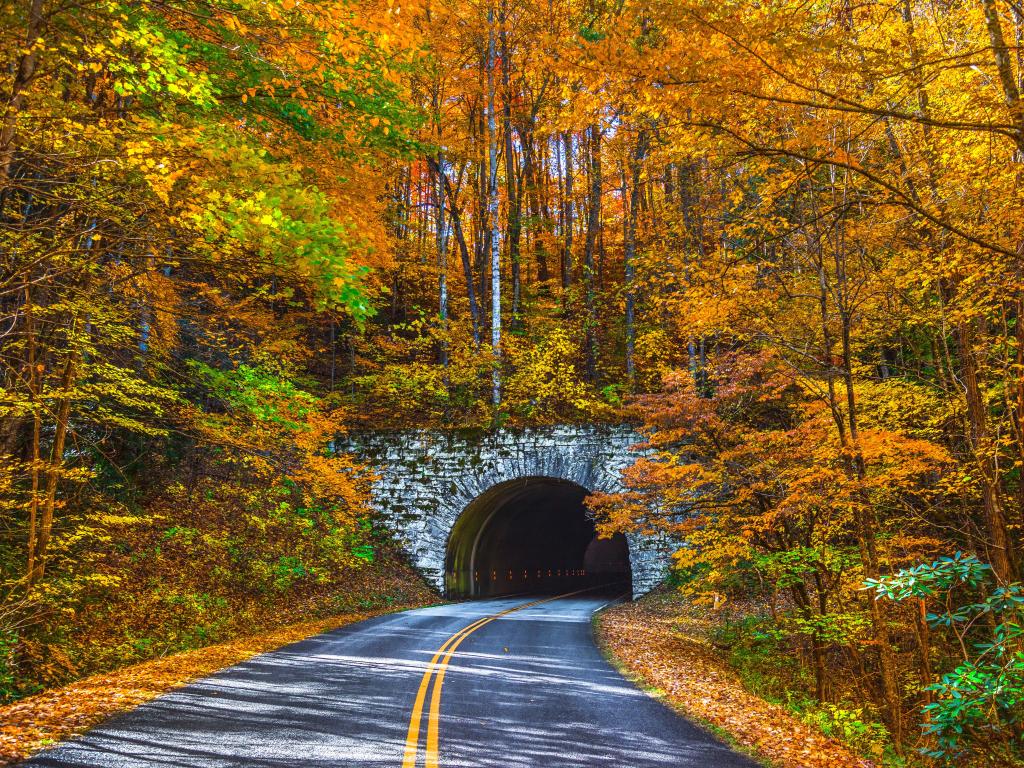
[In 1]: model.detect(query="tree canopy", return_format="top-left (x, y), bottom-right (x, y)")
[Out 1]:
top-left (3, 0), bottom-right (1024, 763)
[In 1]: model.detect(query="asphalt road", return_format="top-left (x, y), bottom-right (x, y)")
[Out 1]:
top-left (22, 595), bottom-right (759, 767)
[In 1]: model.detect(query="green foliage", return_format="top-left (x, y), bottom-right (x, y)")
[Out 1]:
top-left (752, 547), bottom-right (857, 591)
top-left (351, 544), bottom-right (375, 563)
top-left (713, 613), bottom-right (892, 761)
top-left (924, 655), bottom-right (1024, 762)
top-left (270, 556), bottom-right (310, 591)
top-left (799, 704), bottom-right (890, 760)
top-left (0, 629), bottom-right (18, 701)
top-left (866, 552), bottom-right (993, 603)
top-left (188, 363), bottom-right (317, 428)
top-left (106, 8), bottom-right (219, 107)
top-left (868, 554), bottom-right (1024, 763)
top-left (601, 383), bottom-right (624, 407)
top-left (711, 614), bottom-right (802, 701)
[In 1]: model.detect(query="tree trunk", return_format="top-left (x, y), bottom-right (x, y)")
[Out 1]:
top-left (980, 0), bottom-right (1024, 155)
top-left (25, 285), bottom-right (41, 584)
top-left (28, 318), bottom-right (78, 587)
top-left (474, 90), bottom-right (489, 309)
top-left (956, 319), bottom-right (1018, 582)
top-left (0, 0), bottom-right (46, 186)
top-left (561, 131), bottom-right (574, 291)
top-left (833, 247), bottom-right (905, 746)
top-left (582, 124), bottom-right (602, 382)
top-left (486, 4), bottom-right (501, 407)
top-left (500, 21), bottom-right (523, 329)
top-left (900, 0), bottom-right (1020, 581)
top-left (622, 130), bottom-right (647, 385)
top-left (524, 134), bottom-right (549, 284)
top-left (427, 157), bottom-right (481, 345)
top-left (436, 146), bottom-right (449, 367)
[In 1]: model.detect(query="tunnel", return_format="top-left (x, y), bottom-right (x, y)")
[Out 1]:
top-left (444, 477), bottom-right (632, 599)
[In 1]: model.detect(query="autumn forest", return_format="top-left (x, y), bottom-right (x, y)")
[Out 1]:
top-left (2, 0), bottom-right (1024, 764)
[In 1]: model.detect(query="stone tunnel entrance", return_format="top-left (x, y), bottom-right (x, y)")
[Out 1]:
top-left (444, 477), bottom-right (632, 599)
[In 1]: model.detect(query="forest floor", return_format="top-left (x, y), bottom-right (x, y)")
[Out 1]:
top-left (595, 590), bottom-right (878, 768)
top-left (0, 600), bottom-right (432, 766)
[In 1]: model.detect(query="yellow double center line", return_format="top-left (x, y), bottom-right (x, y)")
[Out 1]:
top-left (401, 589), bottom-right (593, 768)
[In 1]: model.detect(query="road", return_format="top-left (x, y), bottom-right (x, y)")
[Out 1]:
top-left (22, 595), bottom-right (759, 767)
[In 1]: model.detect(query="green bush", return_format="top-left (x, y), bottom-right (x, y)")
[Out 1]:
top-left (271, 556), bottom-right (309, 592)
top-left (867, 553), bottom-right (1024, 764)
top-left (711, 614), bottom-right (809, 703)
top-left (800, 703), bottom-right (890, 759)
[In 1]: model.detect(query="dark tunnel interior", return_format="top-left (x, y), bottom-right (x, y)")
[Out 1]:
top-left (444, 477), bottom-right (632, 599)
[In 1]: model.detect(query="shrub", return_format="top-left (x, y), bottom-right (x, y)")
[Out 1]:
top-left (867, 553), bottom-right (1024, 765)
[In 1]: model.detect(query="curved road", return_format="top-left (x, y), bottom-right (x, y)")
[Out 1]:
top-left (22, 596), bottom-right (758, 767)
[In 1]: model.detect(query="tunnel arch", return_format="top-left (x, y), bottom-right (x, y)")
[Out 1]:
top-left (444, 476), bottom-right (632, 598)
top-left (339, 426), bottom-right (671, 596)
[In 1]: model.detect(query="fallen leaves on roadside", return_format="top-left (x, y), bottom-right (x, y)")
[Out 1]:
top-left (0, 603), bottom-right (426, 766)
top-left (596, 594), bottom-right (876, 768)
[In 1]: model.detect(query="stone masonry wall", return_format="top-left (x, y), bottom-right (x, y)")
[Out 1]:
top-left (339, 425), bottom-right (670, 596)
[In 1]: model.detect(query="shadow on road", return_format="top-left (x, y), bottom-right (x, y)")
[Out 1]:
top-left (21, 599), bottom-right (756, 768)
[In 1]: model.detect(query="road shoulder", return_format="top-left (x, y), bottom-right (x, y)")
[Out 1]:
top-left (594, 594), bottom-right (875, 768)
